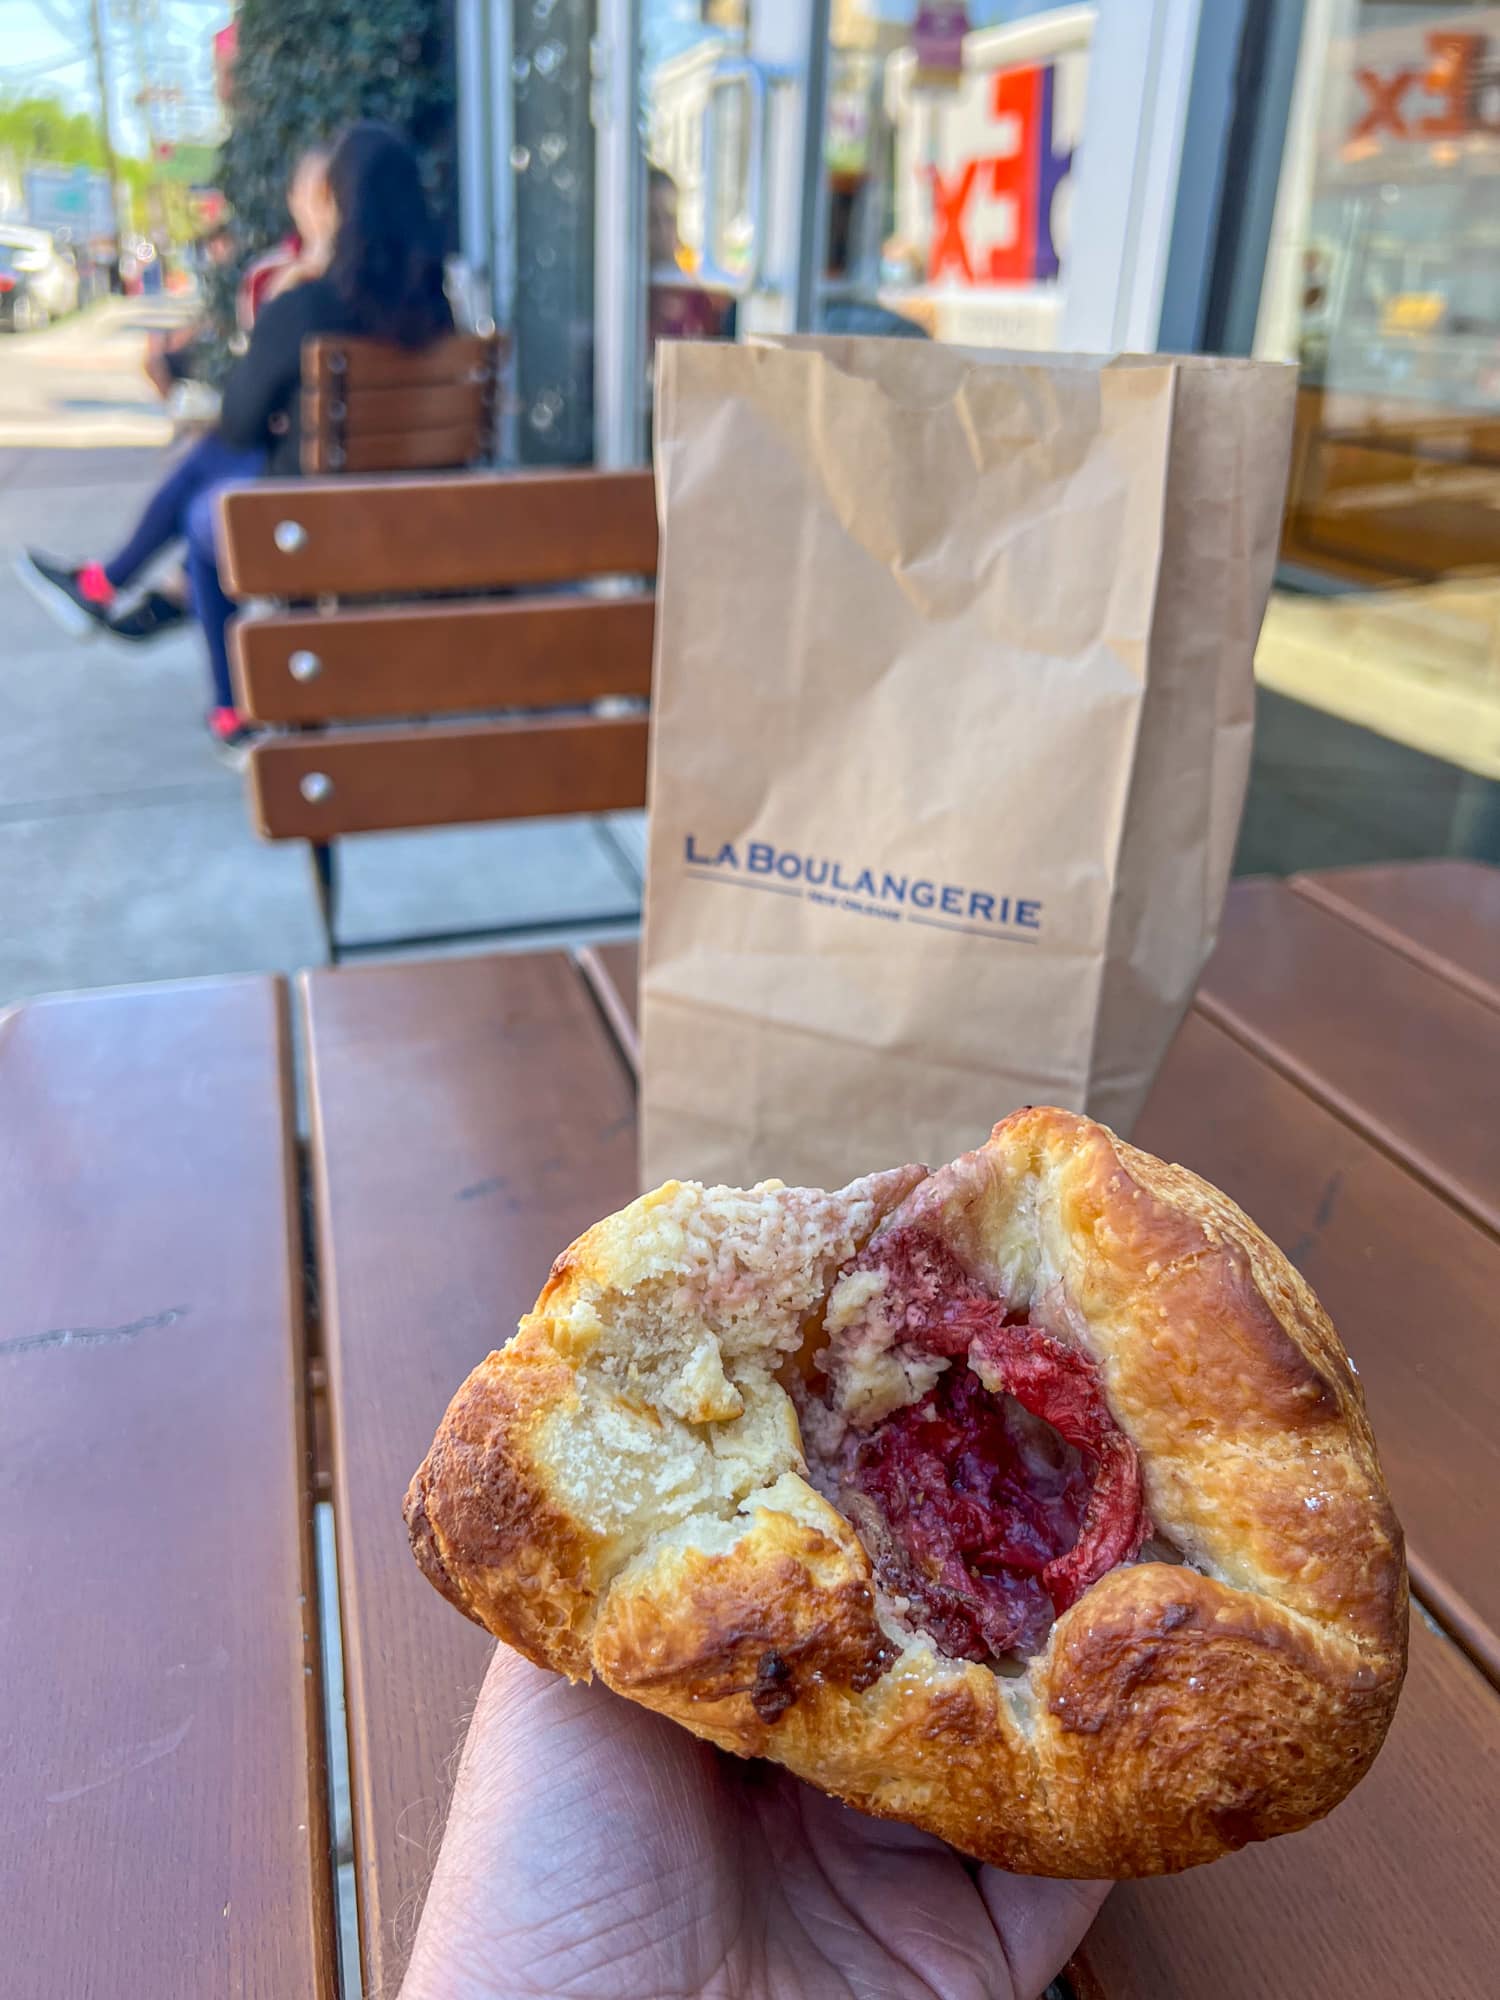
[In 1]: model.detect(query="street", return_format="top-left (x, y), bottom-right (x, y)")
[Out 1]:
top-left (0, 294), bottom-right (184, 449)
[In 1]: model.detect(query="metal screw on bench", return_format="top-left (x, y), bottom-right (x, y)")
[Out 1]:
top-left (274, 520), bottom-right (307, 554)
top-left (300, 773), bottom-right (333, 803)
top-left (289, 649), bottom-right (322, 682)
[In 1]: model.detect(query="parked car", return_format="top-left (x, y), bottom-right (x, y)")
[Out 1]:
top-left (0, 226), bottom-right (81, 331)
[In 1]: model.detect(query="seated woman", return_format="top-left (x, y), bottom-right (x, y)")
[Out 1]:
top-left (18, 123), bottom-right (453, 761)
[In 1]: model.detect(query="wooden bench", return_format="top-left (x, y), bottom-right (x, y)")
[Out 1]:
top-left (218, 465), bottom-right (656, 959)
top-left (300, 330), bottom-right (503, 475)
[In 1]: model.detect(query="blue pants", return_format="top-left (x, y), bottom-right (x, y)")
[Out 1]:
top-left (105, 432), bottom-right (265, 712)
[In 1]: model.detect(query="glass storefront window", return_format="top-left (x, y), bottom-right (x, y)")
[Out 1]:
top-left (1261, 0), bottom-right (1500, 584)
top-left (642, 0), bottom-right (747, 320)
top-left (818, 0), bottom-right (1088, 343)
top-left (1245, 0), bottom-right (1500, 868)
top-left (629, 0), bottom-right (748, 457)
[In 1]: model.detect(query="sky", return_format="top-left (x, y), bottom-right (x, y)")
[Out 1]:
top-left (0, 0), bottom-right (230, 155)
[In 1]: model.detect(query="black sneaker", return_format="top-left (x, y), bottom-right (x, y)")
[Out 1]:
top-left (206, 706), bottom-right (257, 771)
top-left (15, 552), bottom-right (115, 639)
top-left (107, 590), bottom-right (190, 643)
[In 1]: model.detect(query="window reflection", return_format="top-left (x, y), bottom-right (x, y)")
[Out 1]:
top-left (1261, 0), bottom-right (1500, 583)
top-left (1245, 0), bottom-right (1500, 870)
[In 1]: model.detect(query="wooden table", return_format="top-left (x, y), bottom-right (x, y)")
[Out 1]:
top-left (4, 861), bottom-right (1499, 1999)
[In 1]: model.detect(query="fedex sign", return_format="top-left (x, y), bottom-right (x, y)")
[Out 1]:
top-left (929, 64), bottom-right (1074, 284)
top-left (892, 24), bottom-right (1089, 294)
top-left (1348, 28), bottom-right (1500, 140)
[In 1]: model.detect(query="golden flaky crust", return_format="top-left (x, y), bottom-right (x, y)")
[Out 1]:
top-left (405, 1110), bottom-right (1407, 1877)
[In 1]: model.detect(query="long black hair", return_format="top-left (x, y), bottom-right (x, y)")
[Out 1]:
top-left (326, 121), bottom-right (449, 348)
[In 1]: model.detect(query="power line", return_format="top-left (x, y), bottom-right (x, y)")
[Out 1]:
top-left (28, 0), bottom-right (86, 39)
top-left (1, 50), bottom-right (94, 78)
top-left (86, 0), bottom-right (125, 246)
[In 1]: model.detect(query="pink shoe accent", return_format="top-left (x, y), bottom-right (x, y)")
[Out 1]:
top-left (207, 707), bottom-right (244, 741)
top-left (77, 563), bottom-right (115, 606)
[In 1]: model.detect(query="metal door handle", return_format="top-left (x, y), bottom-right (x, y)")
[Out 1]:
top-left (697, 57), bottom-right (789, 296)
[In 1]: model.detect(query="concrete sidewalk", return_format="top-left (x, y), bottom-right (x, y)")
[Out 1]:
top-left (0, 434), bottom-right (642, 1009)
top-left (0, 295), bottom-right (182, 449)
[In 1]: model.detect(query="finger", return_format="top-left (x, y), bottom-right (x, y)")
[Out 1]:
top-left (408, 1645), bottom-right (747, 2000)
top-left (474, 1642), bottom-right (709, 1768)
top-left (977, 1870), bottom-right (1112, 2000)
top-left (458, 1642), bottom-right (727, 1842)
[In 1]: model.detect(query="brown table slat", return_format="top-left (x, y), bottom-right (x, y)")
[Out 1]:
top-left (1292, 860), bottom-right (1500, 1014)
top-left (1071, 1612), bottom-right (1500, 1998)
top-left (302, 379), bottom-right (486, 439)
top-left (1138, 1009), bottom-right (1500, 1684)
top-left (0, 978), bottom-right (335, 2000)
top-left (576, 937), bottom-right (641, 1073)
top-left (303, 425), bottom-right (481, 476)
top-left (302, 951), bottom-right (639, 1993)
top-left (1199, 879), bottom-right (1500, 1237)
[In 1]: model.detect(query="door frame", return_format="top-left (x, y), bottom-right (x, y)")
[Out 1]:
top-left (1059, 0), bottom-right (1214, 351)
top-left (593, 0), bottom-right (645, 468)
top-left (740, 0), bottom-right (833, 337)
top-left (454, 0), bottom-right (519, 461)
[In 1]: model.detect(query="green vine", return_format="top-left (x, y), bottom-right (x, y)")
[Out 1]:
top-left (218, 0), bottom-right (456, 259)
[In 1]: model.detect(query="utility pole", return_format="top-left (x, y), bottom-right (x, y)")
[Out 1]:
top-left (122, 0), bottom-right (163, 239)
top-left (86, 0), bottom-right (125, 274)
top-left (126, 0), bottom-right (160, 156)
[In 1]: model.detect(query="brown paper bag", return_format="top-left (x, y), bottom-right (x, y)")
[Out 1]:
top-left (641, 338), bottom-right (1294, 1190)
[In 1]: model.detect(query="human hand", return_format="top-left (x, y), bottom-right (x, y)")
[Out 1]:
top-left (400, 1644), bottom-right (1108, 2000)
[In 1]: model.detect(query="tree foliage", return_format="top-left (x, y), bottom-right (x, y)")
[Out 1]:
top-left (218, 0), bottom-right (456, 256)
top-left (0, 93), bottom-right (115, 172)
top-left (0, 91), bottom-right (152, 230)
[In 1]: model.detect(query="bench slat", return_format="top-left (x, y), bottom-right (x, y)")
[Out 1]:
top-left (1199, 878), bottom-right (1500, 1237)
top-left (247, 713), bottom-right (649, 839)
top-left (234, 592), bottom-right (654, 724)
top-left (0, 977), bottom-right (336, 2000)
top-left (302, 380), bottom-right (487, 441)
top-left (220, 468), bottom-right (657, 598)
top-left (1071, 1614), bottom-right (1500, 1998)
top-left (302, 950), bottom-right (639, 1992)
top-left (1292, 860), bottom-right (1500, 1014)
top-left (1138, 1008), bottom-right (1500, 1684)
top-left (305, 330), bottom-right (499, 392)
top-left (303, 424), bottom-right (482, 475)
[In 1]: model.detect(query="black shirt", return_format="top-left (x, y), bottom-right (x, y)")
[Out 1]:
top-left (218, 276), bottom-right (454, 477)
top-left (217, 277), bottom-right (362, 476)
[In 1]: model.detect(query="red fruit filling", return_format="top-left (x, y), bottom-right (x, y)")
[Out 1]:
top-left (842, 1228), bottom-right (1147, 1661)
